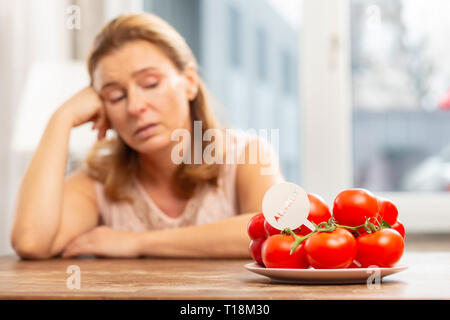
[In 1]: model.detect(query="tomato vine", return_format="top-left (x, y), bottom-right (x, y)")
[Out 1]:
top-left (284, 216), bottom-right (392, 255)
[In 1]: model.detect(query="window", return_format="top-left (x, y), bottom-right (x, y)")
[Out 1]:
top-left (145, 0), bottom-right (302, 184)
top-left (351, 0), bottom-right (450, 193)
top-left (145, 0), bottom-right (202, 65)
top-left (301, 0), bottom-right (450, 232)
top-left (281, 49), bottom-right (293, 95)
top-left (256, 27), bottom-right (267, 81)
top-left (228, 5), bottom-right (242, 68)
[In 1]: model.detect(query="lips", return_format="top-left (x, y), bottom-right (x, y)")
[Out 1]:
top-left (134, 122), bottom-right (159, 139)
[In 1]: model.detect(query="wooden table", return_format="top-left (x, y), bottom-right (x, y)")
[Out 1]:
top-left (0, 252), bottom-right (449, 300)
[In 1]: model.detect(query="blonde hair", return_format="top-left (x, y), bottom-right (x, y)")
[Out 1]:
top-left (85, 13), bottom-right (224, 202)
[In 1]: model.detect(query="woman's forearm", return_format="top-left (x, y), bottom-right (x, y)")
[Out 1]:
top-left (11, 109), bottom-right (73, 255)
top-left (137, 213), bottom-right (255, 258)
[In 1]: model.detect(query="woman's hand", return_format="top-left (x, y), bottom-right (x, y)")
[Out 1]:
top-left (57, 86), bottom-right (111, 140)
top-left (61, 226), bottom-right (141, 258)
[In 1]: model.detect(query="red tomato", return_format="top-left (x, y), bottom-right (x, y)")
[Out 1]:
top-left (333, 189), bottom-right (379, 227)
top-left (249, 237), bottom-right (266, 266)
top-left (297, 193), bottom-right (332, 235)
top-left (261, 234), bottom-right (309, 269)
top-left (391, 220), bottom-right (406, 239)
top-left (263, 220), bottom-right (281, 237)
top-left (296, 228), bottom-right (312, 237)
top-left (355, 229), bottom-right (404, 268)
top-left (304, 228), bottom-right (357, 269)
top-left (247, 213), bottom-right (266, 240)
top-left (378, 197), bottom-right (398, 225)
top-left (264, 220), bottom-right (301, 237)
top-left (307, 193), bottom-right (332, 224)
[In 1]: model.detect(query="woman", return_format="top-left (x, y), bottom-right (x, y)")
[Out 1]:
top-left (10, 13), bottom-right (284, 259)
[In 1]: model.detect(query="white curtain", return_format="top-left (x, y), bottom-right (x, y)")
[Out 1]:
top-left (0, 0), bottom-right (145, 255)
top-left (0, 0), bottom-right (75, 255)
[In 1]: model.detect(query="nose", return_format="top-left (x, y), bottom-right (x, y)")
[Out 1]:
top-left (127, 87), bottom-right (148, 117)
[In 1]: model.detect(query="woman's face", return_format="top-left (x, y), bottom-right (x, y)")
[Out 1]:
top-left (93, 40), bottom-right (198, 153)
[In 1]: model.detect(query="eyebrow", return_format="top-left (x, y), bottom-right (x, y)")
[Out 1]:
top-left (132, 66), bottom-right (159, 77)
top-left (100, 67), bottom-right (159, 91)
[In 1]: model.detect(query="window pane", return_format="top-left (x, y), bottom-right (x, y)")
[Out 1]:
top-left (281, 49), bottom-right (293, 95)
top-left (351, 0), bottom-right (450, 192)
top-left (146, 0), bottom-right (302, 184)
top-left (256, 27), bottom-right (267, 81)
top-left (229, 5), bottom-right (242, 68)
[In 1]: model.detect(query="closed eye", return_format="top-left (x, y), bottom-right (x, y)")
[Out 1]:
top-left (144, 82), bottom-right (159, 89)
top-left (109, 95), bottom-right (126, 104)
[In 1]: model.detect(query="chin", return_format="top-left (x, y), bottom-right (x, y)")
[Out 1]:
top-left (131, 132), bottom-right (172, 154)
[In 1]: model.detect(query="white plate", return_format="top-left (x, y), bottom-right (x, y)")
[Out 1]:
top-left (244, 262), bottom-right (408, 284)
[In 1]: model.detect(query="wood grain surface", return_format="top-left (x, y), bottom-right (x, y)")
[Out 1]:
top-left (0, 252), bottom-right (449, 299)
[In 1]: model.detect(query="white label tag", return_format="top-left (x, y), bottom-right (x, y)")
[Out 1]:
top-left (262, 182), bottom-right (314, 231)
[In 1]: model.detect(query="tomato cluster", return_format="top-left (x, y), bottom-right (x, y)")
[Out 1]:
top-left (247, 189), bottom-right (405, 269)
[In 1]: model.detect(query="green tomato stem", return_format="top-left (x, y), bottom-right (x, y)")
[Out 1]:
top-left (283, 217), bottom-right (388, 256)
top-left (334, 223), bottom-right (365, 231)
top-left (289, 231), bottom-right (315, 255)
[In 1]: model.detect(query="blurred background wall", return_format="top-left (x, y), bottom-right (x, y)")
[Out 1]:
top-left (0, 0), bottom-right (301, 255)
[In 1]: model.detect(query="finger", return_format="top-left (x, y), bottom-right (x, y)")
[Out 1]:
top-left (62, 232), bottom-right (91, 257)
top-left (94, 109), bottom-right (105, 127)
top-left (97, 119), bottom-right (111, 140)
top-left (61, 237), bottom-right (82, 258)
top-left (99, 109), bottom-right (111, 131)
top-left (62, 241), bottom-right (93, 258)
top-left (97, 129), bottom-right (105, 141)
top-left (90, 116), bottom-right (101, 131)
top-left (61, 245), bottom-right (78, 258)
top-left (97, 124), bottom-right (108, 140)
top-left (61, 249), bottom-right (75, 258)
top-left (95, 111), bottom-right (109, 134)
top-left (93, 119), bottom-right (101, 132)
top-left (103, 115), bottom-right (112, 131)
